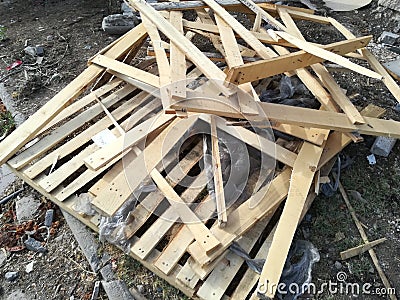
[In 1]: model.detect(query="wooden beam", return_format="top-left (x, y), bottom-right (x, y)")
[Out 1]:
top-left (174, 99), bottom-right (400, 138)
top-left (226, 36), bottom-right (372, 84)
top-left (340, 238), bottom-right (387, 260)
top-left (276, 31), bottom-right (381, 79)
top-left (127, 0), bottom-right (234, 97)
top-left (257, 142), bottom-right (323, 299)
top-left (210, 115), bottom-right (228, 227)
top-left (329, 17), bottom-right (400, 103)
top-left (91, 116), bottom-right (199, 216)
top-left (91, 54), bottom-right (160, 88)
top-left (150, 170), bottom-right (221, 254)
top-left (84, 113), bottom-right (175, 171)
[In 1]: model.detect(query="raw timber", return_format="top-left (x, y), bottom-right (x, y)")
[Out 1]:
top-left (0, 1), bottom-right (399, 300)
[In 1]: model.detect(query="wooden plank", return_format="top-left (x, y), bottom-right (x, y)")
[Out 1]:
top-left (275, 12), bottom-right (366, 125)
top-left (175, 99), bottom-right (400, 138)
top-left (236, 0), bottom-right (286, 30)
top-left (91, 116), bottom-right (198, 216)
top-left (141, 15), bottom-right (173, 111)
top-left (337, 180), bottom-right (397, 300)
top-left (39, 79), bottom-right (122, 134)
top-left (182, 20), bottom-right (295, 47)
top-left (210, 115), bottom-right (228, 227)
top-left (84, 113), bottom-right (175, 171)
top-left (187, 168), bottom-right (291, 266)
top-left (214, 14), bottom-right (259, 115)
top-left (124, 141), bottom-right (204, 240)
top-left (25, 91), bottom-right (154, 180)
top-left (340, 238), bottom-right (387, 260)
top-left (275, 31), bottom-right (381, 79)
top-left (226, 36), bottom-right (372, 85)
top-left (329, 17), bottom-right (400, 103)
top-left (91, 54), bottom-right (160, 88)
top-left (169, 0), bottom-right (187, 100)
top-left (154, 193), bottom-right (216, 275)
top-left (8, 85), bottom-right (135, 170)
top-left (257, 142), bottom-right (323, 299)
top-left (131, 171), bottom-right (207, 259)
top-left (230, 226), bottom-right (276, 299)
top-left (201, 0), bottom-right (278, 59)
top-left (127, 0), bottom-right (234, 97)
top-left (150, 170), bottom-right (221, 254)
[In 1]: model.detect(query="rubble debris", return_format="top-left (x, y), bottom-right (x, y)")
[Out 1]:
top-left (44, 209), bottom-right (54, 227)
top-left (15, 196), bottom-right (41, 222)
top-left (102, 14), bottom-right (140, 35)
top-left (24, 237), bottom-right (47, 253)
top-left (5, 271), bottom-right (19, 282)
top-left (370, 136), bottom-right (397, 157)
top-left (367, 153), bottom-right (377, 165)
top-left (383, 59), bottom-right (400, 80)
top-left (378, 0), bottom-right (400, 12)
top-left (395, 103), bottom-right (400, 112)
top-left (25, 261), bottom-right (35, 273)
top-left (378, 31), bottom-right (400, 45)
top-left (5, 60), bottom-right (22, 71)
top-left (0, 248), bottom-right (7, 266)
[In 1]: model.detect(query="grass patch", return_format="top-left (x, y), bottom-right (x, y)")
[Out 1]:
top-left (0, 111), bottom-right (15, 137)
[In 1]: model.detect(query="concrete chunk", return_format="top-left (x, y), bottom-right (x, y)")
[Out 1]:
top-left (370, 136), bottom-right (397, 157)
top-left (378, 31), bottom-right (400, 45)
top-left (102, 14), bottom-right (140, 35)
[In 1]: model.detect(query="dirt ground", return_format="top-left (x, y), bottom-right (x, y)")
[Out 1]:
top-left (0, 0), bottom-right (399, 299)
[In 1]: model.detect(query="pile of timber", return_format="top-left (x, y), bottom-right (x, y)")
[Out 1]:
top-left (0, 1), bottom-right (399, 299)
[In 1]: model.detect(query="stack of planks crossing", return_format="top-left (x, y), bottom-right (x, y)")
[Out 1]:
top-left (0, 1), bottom-right (399, 299)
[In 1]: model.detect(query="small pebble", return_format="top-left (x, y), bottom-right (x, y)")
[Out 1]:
top-left (334, 261), bottom-right (342, 270)
top-left (5, 271), bottom-right (19, 282)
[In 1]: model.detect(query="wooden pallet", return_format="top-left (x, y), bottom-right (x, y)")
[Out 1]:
top-left (1, 1), bottom-right (399, 299)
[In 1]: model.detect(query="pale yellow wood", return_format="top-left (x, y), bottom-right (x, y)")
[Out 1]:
top-left (37, 95), bottom-right (152, 191)
top-left (214, 13), bottom-right (259, 114)
top-left (84, 113), bottom-right (175, 171)
top-left (0, 23), bottom-right (148, 165)
top-left (169, 1), bottom-right (187, 100)
top-left (329, 17), bottom-right (400, 103)
top-left (150, 170), bottom-right (221, 254)
top-left (226, 36), bottom-right (371, 86)
top-left (276, 13), bottom-right (366, 125)
top-left (91, 116), bottom-right (198, 216)
top-left (276, 31), bottom-right (381, 79)
top-left (124, 141), bottom-right (203, 240)
top-left (236, 0), bottom-right (286, 30)
top-left (252, 11), bottom-right (262, 32)
top-left (210, 115), bottom-right (228, 227)
top-left (175, 99), bottom-right (400, 138)
top-left (187, 168), bottom-right (291, 266)
top-left (91, 54), bottom-right (160, 88)
top-left (258, 142), bottom-right (323, 299)
top-left (201, 0), bottom-right (278, 59)
top-left (8, 85), bottom-right (135, 170)
top-left (131, 171), bottom-right (207, 259)
top-left (141, 15), bottom-right (173, 110)
top-left (39, 79), bottom-right (122, 134)
top-left (196, 219), bottom-right (268, 299)
top-left (340, 238), bottom-right (387, 260)
top-left (127, 0), bottom-right (234, 97)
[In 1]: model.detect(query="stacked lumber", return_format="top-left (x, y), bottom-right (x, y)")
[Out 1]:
top-left (0, 1), bottom-right (399, 299)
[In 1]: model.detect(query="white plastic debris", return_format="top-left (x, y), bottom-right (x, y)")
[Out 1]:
top-left (25, 261), bottom-right (35, 273)
top-left (367, 154), bottom-right (377, 165)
